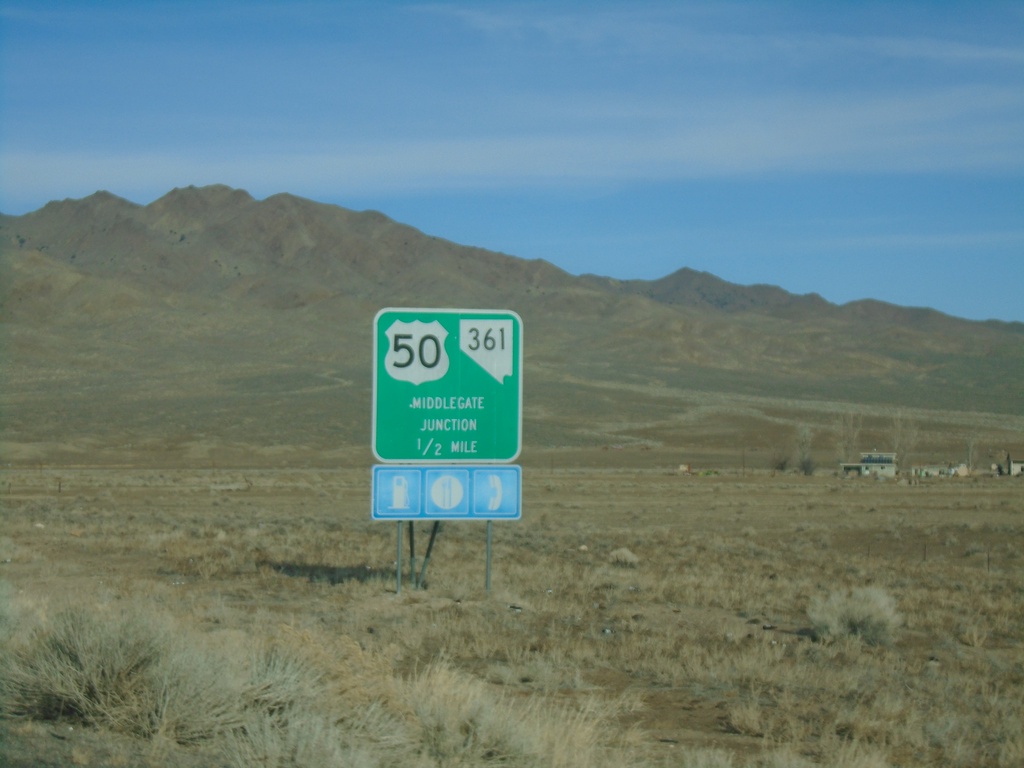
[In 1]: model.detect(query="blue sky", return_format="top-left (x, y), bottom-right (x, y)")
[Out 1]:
top-left (2, 1), bottom-right (1023, 322)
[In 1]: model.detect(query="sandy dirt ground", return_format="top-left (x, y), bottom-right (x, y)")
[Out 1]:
top-left (2, 459), bottom-right (1022, 766)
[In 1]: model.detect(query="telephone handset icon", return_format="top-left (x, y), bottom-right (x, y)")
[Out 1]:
top-left (487, 474), bottom-right (503, 511)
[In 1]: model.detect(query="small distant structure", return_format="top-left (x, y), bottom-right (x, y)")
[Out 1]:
top-left (840, 451), bottom-right (898, 478)
top-left (1007, 454), bottom-right (1024, 477)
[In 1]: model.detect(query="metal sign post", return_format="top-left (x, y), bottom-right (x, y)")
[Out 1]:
top-left (417, 521), bottom-right (441, 587)
top-left (486, 521), bottom-right (493, 593)
top-left (395, 522), bottom-right (402, 594)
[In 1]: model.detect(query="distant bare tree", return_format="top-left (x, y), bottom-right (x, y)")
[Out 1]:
top-left (834, 412), bottom-right (862, 463)
top-left (797, 424), bottom-right (815, 476)
top-left (891, 409), bottom-right (919, 474)
top-left (965, 434), bottom-right (978, 471)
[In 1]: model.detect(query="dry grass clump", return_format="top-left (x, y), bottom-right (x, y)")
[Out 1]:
top-left (807, 587), bottom-right (902, 646)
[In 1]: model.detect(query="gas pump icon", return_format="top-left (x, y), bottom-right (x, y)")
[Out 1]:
top-left (390, 476), bottom-right (410, 510)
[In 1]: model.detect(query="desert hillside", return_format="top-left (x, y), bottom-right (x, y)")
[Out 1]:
top-left (2, 185), bottom-right (1022, 469)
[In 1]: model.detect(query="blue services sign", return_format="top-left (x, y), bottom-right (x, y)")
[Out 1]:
top-left (372, 465), bottom-right (521, 520)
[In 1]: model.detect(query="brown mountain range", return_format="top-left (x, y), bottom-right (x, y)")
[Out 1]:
top-left (2, 184), bottom-right (1022, 469)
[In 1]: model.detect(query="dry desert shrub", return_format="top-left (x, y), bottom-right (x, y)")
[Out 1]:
top-left (609, 546), bottom-right (640, 567)
top-left (403, 661), bottom-right (621, 767)
top-left (808, 587), bottom-right (902, 646)
top-left (223, 691), bottom-right (415, 768)
top-left (726, 697), bottom-right (764, 737)
top-left (215, 629), bottom-right (421, 767)
top-left (0, 604), bottom-right (246, 743)
top-left (264, 627), bottom-right (399, 709)
top-left (223, 712), bottom-right (377, 768)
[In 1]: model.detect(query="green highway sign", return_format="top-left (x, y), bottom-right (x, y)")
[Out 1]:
top-left (373, 308), bottom-right (522, 463)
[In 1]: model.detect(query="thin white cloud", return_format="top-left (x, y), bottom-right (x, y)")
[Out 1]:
top-left (4, 86), bottom-right (1019, 214)
top-left (424, 2), bottom-right (1024, 65)
top-left (796, 229), bottom-right (1024, 253)
top-left (3, 77), bottom-right (1022, 213)
top-left (855, 35), bottom-right (1024, 64)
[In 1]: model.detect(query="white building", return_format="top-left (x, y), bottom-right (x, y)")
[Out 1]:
top-left (840, 451), bottom-right (898, 478)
